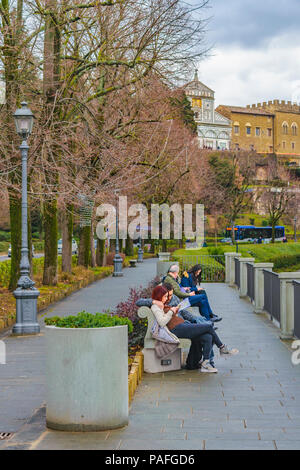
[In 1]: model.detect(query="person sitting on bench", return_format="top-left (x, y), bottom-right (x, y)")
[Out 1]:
top-left (151, 285), bottom-right (238, 372)
top-left (180, 264), bottom-right (219, 318)
top-left (164, 265), bottom-right (222, 322)
top-left (136, 282), bottom-right (216, 367)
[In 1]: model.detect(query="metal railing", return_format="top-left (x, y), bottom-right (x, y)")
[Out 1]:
top-left (263, 270), bottom-right (281, 324)
top-left (294, 281), bottom-right (300, 339)
top-left (178, 255), bottom-right (225, 283)
top-left (247, 263), bottom-right (255, 302)
top-left (235, 257), bottom-right (240, 288)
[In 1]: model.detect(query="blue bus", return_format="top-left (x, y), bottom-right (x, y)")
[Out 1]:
top-left (226, 225), bottom-right (285, 243)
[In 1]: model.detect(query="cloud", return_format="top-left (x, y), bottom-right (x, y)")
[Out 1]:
top-left (205, 0), bottom-right (300, 48)
top-left (197, 31), bottom-right (300, 106)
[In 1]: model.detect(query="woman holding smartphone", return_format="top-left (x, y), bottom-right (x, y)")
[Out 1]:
top-left (151, 285), bottom-right (238, 372)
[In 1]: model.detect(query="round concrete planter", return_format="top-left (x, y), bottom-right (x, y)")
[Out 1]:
top-left (45, 325), bottom-right (128, 431)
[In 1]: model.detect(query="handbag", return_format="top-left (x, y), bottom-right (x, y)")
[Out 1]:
top-left (151, 320), bottom-right (180, 344)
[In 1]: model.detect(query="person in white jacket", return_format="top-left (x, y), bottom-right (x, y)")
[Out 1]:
top-left (151, 285), bottom-right (238, 373)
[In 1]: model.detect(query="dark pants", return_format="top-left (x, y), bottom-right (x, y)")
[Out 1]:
top-left (188, 293), bottom-right (214, 321)
top-left (170, 322), bottom-right (223, 369)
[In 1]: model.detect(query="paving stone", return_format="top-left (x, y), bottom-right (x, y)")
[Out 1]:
top-left (1, 277), bottom-right (300, 450)
top-left (204, 439), bottom-right (276, 450)
top-left (274, 441), bottom-right (300, 450)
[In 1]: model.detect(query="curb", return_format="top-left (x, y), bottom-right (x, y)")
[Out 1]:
top-left (0, 268), bottom-right (113, 332)
top-left (128, 351), bottom-right (144, 404)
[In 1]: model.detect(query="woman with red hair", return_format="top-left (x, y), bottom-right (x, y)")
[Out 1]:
top-left (151, 286), bottom-right (238, 372)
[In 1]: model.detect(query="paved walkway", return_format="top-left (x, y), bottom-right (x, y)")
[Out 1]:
top-left (0, 259), bottom-right (156, 447)
top-left (1, 259), bottom-right (300, 450)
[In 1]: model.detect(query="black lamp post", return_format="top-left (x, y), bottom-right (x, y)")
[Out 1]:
top-left (12, 102), bottom-right (40, 335)
top-left (137, 224), bottom-right (144, 263)
top-left (113, 190), bottom-right (123, 277)
top-left (294, 216), bottom-right (297, 243)
top-left (203, 216), bottom-right (207, 247)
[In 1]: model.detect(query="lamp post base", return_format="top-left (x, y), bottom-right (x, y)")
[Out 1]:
top-left (113, 254), bottom-right (123, 277)
top-left (13, 287), bottom-right (40, 335)
top-left (137, 249), bottom-right (144, 263)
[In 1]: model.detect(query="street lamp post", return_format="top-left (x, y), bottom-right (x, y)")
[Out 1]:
top-left (137, 234), bottom-right (144, 263)
top-left (113, 191), bottom-right (123, 277)
top-left (294, 216), bottom-right (297, 243)
top-left (12, 102), bottom-right (40, 335)
top-left (203, 216), bottom-right (207, 247)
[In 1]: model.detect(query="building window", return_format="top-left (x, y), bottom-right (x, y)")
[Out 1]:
top-left (282, 141), bottom-right (286, 149)
top-left (282, 123), bottom-right (288, 135)
top-left (235, 143), bottom-right (240, 151)
top-left (194, 112), bottom-right (199, 119)
top-left (267, 128), bottom-right (272, 137)
top-left (234, 125), bottom-right (239, 134)
top-left (255, 127), bottom-right (261, 136)
top-left (292, 142), bottom-right (296, 150)
top-left (246, 126), bottom-right (251, 135)
top-left (269, 146), bottom-right (273, 153)
top-left (292, 124), bottom-right (298, 136)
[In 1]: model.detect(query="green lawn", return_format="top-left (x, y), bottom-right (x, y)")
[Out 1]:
top-left (172, 242), bottom-right (300, 273)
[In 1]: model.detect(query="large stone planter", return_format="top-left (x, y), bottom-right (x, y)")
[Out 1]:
top-left (45, 325), bottom-right (128, 431)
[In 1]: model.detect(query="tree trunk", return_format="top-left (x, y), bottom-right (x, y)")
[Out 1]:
top-left (28, 199), bottom-right (33, 278)
top-left (110, 239), bottom-right (116, 252)
top-left (96, 239), bottom-right (106, 266)
top-left (90, 221), bottom-right (96, 267)
top-left (78, 226), bottom-right (91, 267)
top-left (3, 0), bottom-right (22, 291)
top-left (43, 199), bottom-right (58, 285)
top-left (271, 223), bottom-right (275, 244)
top-left (61, 205), bottom-right (73, 273)
top-left (42, 0), bottom-right (60, 285)
top-left (125, 237), bottom-right (134, 256)
top-left (9, 193), bottom-right (22, 291)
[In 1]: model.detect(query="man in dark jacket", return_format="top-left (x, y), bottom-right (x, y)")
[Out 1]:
top-left (163, 265), bottom-right (222, 322)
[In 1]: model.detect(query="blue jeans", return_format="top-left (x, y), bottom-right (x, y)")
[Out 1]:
top-left (188, 292), bottom-right (214, 321)
top-left (170, 322), bottom-right (222, 369)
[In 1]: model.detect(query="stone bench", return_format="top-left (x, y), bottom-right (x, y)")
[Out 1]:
top-left (129, 260), bottom-right (137, 268)
top-left (137, 306), bottom-right (192, 373)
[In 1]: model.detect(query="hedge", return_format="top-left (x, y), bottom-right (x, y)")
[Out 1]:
top-left (44, 311), bottom-right (133, 332)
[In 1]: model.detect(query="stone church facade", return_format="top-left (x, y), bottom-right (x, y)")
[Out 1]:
top-left (184, 72), bottom-right (232, 150)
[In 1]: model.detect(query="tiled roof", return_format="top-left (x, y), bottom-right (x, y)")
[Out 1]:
top-left (219, 105), bottom-right (274, 116)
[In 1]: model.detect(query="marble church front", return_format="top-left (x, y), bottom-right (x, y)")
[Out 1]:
top-left (185, 72), bottom-right (232, 150)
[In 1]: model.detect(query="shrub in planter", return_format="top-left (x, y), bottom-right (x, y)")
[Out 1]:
top-left (45, 311), bottom-right (133, 330)
top-left (45, 311), bottom-right (132, 431)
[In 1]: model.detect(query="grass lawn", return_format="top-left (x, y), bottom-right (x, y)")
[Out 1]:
top-left (172, 242), bottom-right (300, 273)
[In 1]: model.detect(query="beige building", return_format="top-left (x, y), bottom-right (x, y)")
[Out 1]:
top-left (217, 100), bottom-right (300, 165)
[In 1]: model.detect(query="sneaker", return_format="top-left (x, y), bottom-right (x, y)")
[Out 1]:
top-left (201, 360), bottom-right (218, 373)
top-left (220, 345), bottom-right (239, 355)
top-left (211, 315), bottom-right (222, 323)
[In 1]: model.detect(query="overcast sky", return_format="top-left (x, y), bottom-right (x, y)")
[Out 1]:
top-left (193, 0), bottom-right (300, 107)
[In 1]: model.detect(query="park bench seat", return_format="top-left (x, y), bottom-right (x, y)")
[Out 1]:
top-left (137, 306), bottom-right (192, 373)
top-left (129, 260), bottom-right (137, 267)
